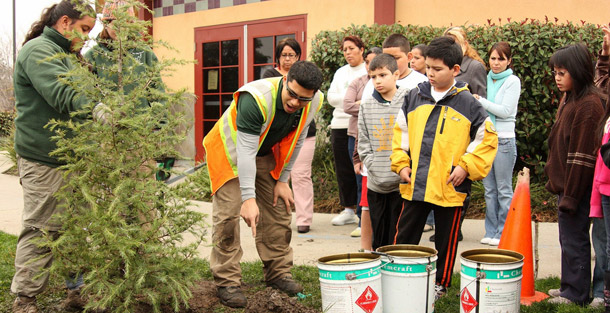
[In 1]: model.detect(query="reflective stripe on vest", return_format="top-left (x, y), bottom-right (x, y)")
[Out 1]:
top-left (203, 77), bottom-right (323, 194)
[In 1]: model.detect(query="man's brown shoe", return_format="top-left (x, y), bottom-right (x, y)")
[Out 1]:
top-left (12, 296), bottom-right (38, 313)
top-left (217, 286), bottom-right (247, 308)
top-left (266, 276), bottom-right (303, 295)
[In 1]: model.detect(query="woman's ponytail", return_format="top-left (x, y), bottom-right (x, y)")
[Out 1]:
top-left (23, 0), bottom-right (93, 45)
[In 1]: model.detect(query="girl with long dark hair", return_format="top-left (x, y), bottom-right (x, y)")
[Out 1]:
top-left (545, 43), bottom-right (604, 306)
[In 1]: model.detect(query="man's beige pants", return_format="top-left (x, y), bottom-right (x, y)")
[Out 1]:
top-left (210, 154), bottom-right (294, 287)
top-left (11, 157), bottom-right (64, 297)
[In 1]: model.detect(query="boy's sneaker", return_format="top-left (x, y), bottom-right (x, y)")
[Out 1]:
top-left (434, 285), bottom-right (447, 301)
top-left (590, 297), bottom-right (604, 308)
top-left (548, 296), bottom-right (573, 304)
top-left (350, 227), bottom-right (361, 237)
top-left (331, 210), bottom-right (358, 226)
top-left (423, 224), bottom-right (434, 232)
top-left (548, 288), bottom-right (561, 297)
top-left (217, 286), bottom-right (247, 308)
top-left (429, 232), bottom-right (463, 242)
top-left (489, 238), bottom-right (500, 246)
top-left (12, 296), bottom-right (38, 313)
top-left (266, 276), bottom-right (303, 295)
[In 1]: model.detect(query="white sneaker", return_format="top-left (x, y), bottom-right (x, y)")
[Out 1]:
top-left (548, 296), bottom-right (573, 304)
top-left (331, 210), bottom-right (358, 226)
top-left (590, 297), bottom-right (604, 308)
top-left (480, 237), bottom-right (492, 244)
top-left (548, 288), bottom-right (561, 297)
top-left (350, 227), bottom-right (361, 237)
top-left (489, 238), bottom-right (500, 246)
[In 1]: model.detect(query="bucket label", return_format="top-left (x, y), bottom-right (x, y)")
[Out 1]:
top-left (319, 268), bottom-right (380, 281)
top-left (381, 261), bottom-right (435, 274)
top-left (460, 288), bottom-right (478, 313)
top-left (461, 266), bottom-right (522, 280)
top-left (355, 285), bottom-right (379, 313)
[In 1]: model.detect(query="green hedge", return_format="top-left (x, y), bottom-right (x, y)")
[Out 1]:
top-left (310, 20), bottom-right (603, 183)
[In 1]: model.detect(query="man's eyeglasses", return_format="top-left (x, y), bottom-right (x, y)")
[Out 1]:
top-left (281, 53), bottom-right (297, 59)
top-left (286, 83), bottom-right (314, 102)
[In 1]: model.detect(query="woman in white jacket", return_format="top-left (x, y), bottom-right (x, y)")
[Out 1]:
top-left (473, 41), bottom-right (521, 246)
top-left (328, 36), bottom-right (367, 231)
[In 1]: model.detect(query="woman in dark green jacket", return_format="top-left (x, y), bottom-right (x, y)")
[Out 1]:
top-left (85, 1), bottom-right (171, 180)
top-left (11, 1), bottom-right (95, 312)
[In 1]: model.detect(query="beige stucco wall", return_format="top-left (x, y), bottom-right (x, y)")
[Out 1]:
top-left (153, 0), bottom-right (375, 91)
top-left (396, 0), bottom-right (610, 26)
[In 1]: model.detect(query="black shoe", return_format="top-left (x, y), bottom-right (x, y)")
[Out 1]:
top-left (430, 232), bottom-right (463, 242)
top-left (217, 286), bottom-right (247, 308)
top-left (266, 276), bottom-right (303, 295)
top-left (297, 225), bottom-right (310, 233)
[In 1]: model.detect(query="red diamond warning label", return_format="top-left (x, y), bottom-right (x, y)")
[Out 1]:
top-left (461, 288), bottom-right (478, 313)
top-left (355, 286), bottom-right (379, 313)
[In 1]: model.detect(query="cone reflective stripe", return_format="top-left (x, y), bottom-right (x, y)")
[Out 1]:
top-left (498, 168), bottom-right (549, 305)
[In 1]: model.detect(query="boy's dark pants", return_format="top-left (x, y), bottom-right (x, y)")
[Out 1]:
top-left (394, 200), bottom-right (463, 287)
top-left (367, 189), bottom-right (402, 250)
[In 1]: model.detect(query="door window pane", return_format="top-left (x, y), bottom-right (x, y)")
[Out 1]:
top-left (203, 69), bottom-right (220, 93)
top-left (254, 36), bottom-right (273, 64)
top-left (203, 95), bottom-right (220, 119)
top-left (222, 94), bottom-right (233, 114)
top-left (203, 42), bottom-right (219, 67)
top-left (221, 40), bottom-right (239, 66)
top-left (221, 67), bottom-right (239, 93)
top-left (255, 65), bottom-right (274, 79)
top-left (276, 34), bottom-right (295, 44)
top-left (204, 121), bottom-right (217, 136)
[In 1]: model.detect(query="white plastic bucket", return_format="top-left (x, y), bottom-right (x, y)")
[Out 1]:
top-left (376, 244), bottom-right (437, 313)
top-left (460, 249), bottom-right (524, 313)
top-left (318, 253), bottom-right (383, 313)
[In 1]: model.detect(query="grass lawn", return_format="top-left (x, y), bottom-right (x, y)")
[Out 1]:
top-left (0, 231), bottom-right (604, 312)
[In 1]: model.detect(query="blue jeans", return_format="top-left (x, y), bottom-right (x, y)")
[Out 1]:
top-left (483, 137), bottom-right (517, 239)
top-left (592, 216), bottom-right (607, 298)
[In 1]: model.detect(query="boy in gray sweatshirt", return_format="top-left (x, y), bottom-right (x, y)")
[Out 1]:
top-left (358, 53), bottom-right (409, 249)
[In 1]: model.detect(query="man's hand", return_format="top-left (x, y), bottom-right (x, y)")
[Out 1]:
top-left (399, 167), bottom-right (412, 183)
top-left (273, 181), bottom-right (295, 214)
top-left (603, 24), bottom-right (610, 56)
top-left (354, 162), bottom-right (362, 175)
top-left (240, 198), bottom-right (259, 237)
top-left (447, 165), bottom-right (467, 187)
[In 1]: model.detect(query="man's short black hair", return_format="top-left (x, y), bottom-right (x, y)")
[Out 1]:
top-left (424, 36), bottom-right (463, 69)
top-left (368, 53), bottom-right (398, 73)
top-left (287, 61), bottom-right (323, 91)
top-left (382, 33), bottom-right (410, 54)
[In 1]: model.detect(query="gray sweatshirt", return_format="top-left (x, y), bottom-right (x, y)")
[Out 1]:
top-left (358, 86), bottom-right (409, 193)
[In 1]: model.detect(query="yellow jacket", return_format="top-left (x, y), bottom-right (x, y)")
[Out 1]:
top-left (391, 81), bottom-right (497, 207)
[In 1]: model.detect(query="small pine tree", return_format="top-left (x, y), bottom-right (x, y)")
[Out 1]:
top-left (42, 1), bottom-right (206, 312)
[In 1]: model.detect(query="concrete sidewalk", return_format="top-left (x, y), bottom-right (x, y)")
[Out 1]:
top-left (0, 152), bottom-right (566, 278)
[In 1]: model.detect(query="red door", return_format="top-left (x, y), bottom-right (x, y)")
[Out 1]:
top-left (194, 15), bottom-right (307, 162)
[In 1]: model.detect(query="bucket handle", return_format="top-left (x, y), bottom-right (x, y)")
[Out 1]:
top-left (345, 251), bottom-right (435, 281)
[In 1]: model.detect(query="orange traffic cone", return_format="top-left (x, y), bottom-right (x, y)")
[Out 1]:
top-left (498, 168), bottom-right (549, 305)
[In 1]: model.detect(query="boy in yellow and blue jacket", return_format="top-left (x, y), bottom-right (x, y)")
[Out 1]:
top-left (390, 36), bottom-right (497, 298)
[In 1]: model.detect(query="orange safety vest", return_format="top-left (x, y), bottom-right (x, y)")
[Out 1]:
top-left (203, 77), bottom-right (323, 194)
